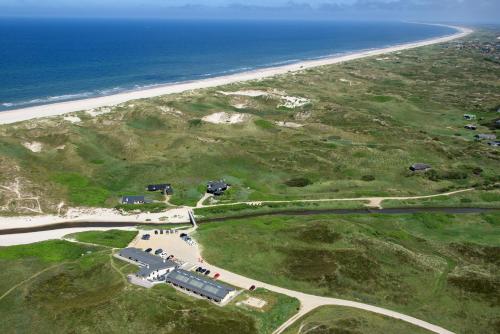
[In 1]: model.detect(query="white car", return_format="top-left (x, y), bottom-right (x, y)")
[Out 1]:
top-left (160, 252), bottom-right (169, 259)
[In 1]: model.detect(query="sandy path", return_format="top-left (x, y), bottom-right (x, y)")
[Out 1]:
top-left (0, 25), bottom-right (472, 125)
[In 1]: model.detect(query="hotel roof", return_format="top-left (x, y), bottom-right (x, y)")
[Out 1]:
top-left (166, 269), bottom-right (235, 301)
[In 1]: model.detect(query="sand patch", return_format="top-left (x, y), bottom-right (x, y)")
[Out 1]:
top-left (63, 115), bottom-right (81, 123)
top-left (275, 121), bottom-right (304, 128)
top-left (339, 78), bottom-right (353, 86)
top-left (232, 103), bottom-right (248, 109)
top-left (219, 90), bottom-right (269, 97)
top-left (86, 106), bottom-right (112, 117)
top-left (239, 297), bottom-right (267, 309)
top-left (56, 145), bottom-right (66, 150)
top-left (202, 112), bottom-right (249, 124)
top-left (22, 141), bottom-right (43, 153)
top-left (278, 96), bottom-right (310, 109)
top-left (159, 106), bottom-right (184, 116)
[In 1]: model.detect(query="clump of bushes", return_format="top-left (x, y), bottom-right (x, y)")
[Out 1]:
top-left (188, 118), bottom-right (202, 127)
top-left (426, 169), bottom-right (468, 181)
top-left (285, 177), bottom-right (312, 187)
top-left (361, 175), bottom-right (375, 182)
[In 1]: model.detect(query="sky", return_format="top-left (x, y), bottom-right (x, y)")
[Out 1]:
top-left (0, 0), bottom-right (499, 23)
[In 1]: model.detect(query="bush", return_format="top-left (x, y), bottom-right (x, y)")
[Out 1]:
top-left (188, 119), bottom-right (202, 127)
top-left (254, 119), bottom-right (274, 129)
top-left (285, 177), bottom-right (312, 187)
top-left (361, 175), bottom-right (375, 182)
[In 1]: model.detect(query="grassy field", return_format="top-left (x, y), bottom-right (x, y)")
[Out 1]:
top-left (195, 212), bottom-right (500, 333)
top-left (283, 305), bottom-right (432, 334)
top-left (0, 239), bottom-right (298, 334)
top-left (0, 29), bottom-right (498, 214)
top-left (68, 229), bottom-right (138, 248)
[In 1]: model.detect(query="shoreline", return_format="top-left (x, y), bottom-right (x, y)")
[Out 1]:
top-left (0, 25), bottom-right (472, 125)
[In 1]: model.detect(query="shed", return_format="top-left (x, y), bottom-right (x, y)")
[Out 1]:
top-left (410, 163), bottom-right (432, 172)
top-left (463, 114), bottom-right (476, 120)
top-left (475, 134), bottom-right (497, 140)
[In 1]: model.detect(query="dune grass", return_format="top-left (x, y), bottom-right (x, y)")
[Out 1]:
top-left (0, 30), bottom-right (498, 214)
top-left (195, 212), bottom-right (500, 333)
top-left (68, 229), bottom-right (138, 248)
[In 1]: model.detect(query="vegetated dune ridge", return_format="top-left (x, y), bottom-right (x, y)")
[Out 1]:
top-left (0, 25), bottom-right (472, 124)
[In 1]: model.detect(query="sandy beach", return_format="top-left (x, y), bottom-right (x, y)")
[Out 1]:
top-left (0, 25), bottom-right (472, 125)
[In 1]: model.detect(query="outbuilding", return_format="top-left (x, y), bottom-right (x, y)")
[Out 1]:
top-left (409, 163), bottom-right (432, 172)
top-left (464, 124), bottom-right (477, 130)
top-left (475, 134), bottom-right (497, 140)
top-left (121, 196), bottom-right (149, 205)
top-left (464, 114), bottom-right (476, 120)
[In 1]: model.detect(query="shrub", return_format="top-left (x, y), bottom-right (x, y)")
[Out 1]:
top-left (361, 175), bottom-right (375, 182)
top-left (188, 119), bottom-right (202, 127)
top-left (285, 177), bottom-right (312, 187)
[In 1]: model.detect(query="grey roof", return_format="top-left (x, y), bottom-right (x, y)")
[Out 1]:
top-left (475, 134), bottom-right (497, 140)
top-left (119, 248), bottom-right (177, 277)
top-left (122, 195), bottom-right (145, 204)
top-left (207, 180), bottom-right (228, 191)
top-left (166, 269), bottom-right (234, 301)
top-left (410, 163), bottom-right (431, 171)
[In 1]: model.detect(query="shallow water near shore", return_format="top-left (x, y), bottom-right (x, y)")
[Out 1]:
top-left (0, 19), bottom-right (456, 111)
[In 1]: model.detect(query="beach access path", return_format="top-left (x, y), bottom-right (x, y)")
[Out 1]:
top-left (0, 25), bottom-right (472, 125)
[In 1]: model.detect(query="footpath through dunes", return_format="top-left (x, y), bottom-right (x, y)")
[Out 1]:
top-left (0, 25), bottom-right (472, 124)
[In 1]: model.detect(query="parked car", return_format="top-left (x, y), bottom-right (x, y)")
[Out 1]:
top-left (196, 267), bottom-right (202, 272)
top-left (141, 234), bottom-right (150, 240)
top-left (154, 248), bottom-right (163, 255)
top-left (145, 248), bottom-right (152, 253)
top-left (214, 273), bottom-right (220, 279)
top-left (200, 268), bottom-right (206, 273)
top-left (160, 230), bottom-right (163, 234)
top-left (204, 270), bottom-right (211, 275)
top-left (154, 230), bottom-right (158, 235)
top-left (160, 252), bottom-right (168, 259)
top-left (167, 255), bottom-right (174, 260)
top-left (180, 233), bottom-right (187, 238)
top-left (249, 285), bottom-right (256, 291)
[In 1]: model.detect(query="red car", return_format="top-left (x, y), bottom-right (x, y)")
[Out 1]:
top-left (214, 273), bottom-right (220, 279)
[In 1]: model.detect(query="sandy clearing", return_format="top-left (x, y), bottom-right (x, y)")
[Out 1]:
top-left (277, 96), bottom-right (311, 109)
top-left (22, 141), bottom-right (43, 152)
top-left (219, 90), bottom-right (270, 97)
top-left (0, 26), bottom-right (472, 125)
top-left (63, 115), bottom-right (81, 123)
top-left (275, 121), bottom-right (304, 128)
top-left (202, 112), bottom-right (249, 124)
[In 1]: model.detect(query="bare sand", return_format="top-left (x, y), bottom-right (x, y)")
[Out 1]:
top-left (0, 26), bottom-right (472, 125)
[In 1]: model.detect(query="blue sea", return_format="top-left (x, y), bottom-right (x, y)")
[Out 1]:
top-left (0, 19), bottom-right (456, 111)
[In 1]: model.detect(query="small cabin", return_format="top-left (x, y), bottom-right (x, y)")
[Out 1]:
top-left (207, 180), bottom-right (228, 196)
top-left (409, 163), bottom-right (431, 172)
top-left (464, 124), bottom-right (477, 130)
top-left (121, 196), bottom-right (150, 205)
top-left (463, 114), bottom-right (476, 120)
top-left (475, 134), bottom-right (497, 140)
top-left (147, 184), bottom-right (173, 195)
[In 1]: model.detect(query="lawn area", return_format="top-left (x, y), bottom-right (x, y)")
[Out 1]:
top-left (195, 212), bottom-right (500, 333)
top-left (68, 229), bottom-right (138, 248)
top-left (0, 240), bottom-right (297, 334)
top-left (283, 305), bottom-right (432, 334)
top-left (0, 30), bottom-right (498, 214)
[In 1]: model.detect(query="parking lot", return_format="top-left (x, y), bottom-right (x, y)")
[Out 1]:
top-left (128, 228), bottom-right (200, 266)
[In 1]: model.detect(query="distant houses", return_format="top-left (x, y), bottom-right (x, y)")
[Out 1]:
top-left (207, 180), bottom-right (229, 196)
top-left (147, 183), bottom-right (173, 195)
top-left (464, 124), bottom-right (477, 130)
top-left (409, 163), bottom-right (432, 172)
top-left (487, 141), bottom-right (500, 147)
top-left (464, 114), bottom-right (476, 120)
top-left (475, 134), bottom-right (497, 141)
top-left (121, 195), bottom-right (151, 205)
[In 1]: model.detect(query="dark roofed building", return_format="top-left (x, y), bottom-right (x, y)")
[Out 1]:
top-left (487, 141), bottom-right (500, 147)
top-left (475, 134), bottom-right (497, 140)
top-left (207, 180), bottom-right (228, 196)
top-left (410, 163), bottom-right (432, 172)
top-left (165, 269), bottom-right (236, 303)
top-left (121, 195), bottom-right (148, 205)
top-left (118, 248), bottom-right (177, 281)
top-left (147, 184), bottom-right (173, 195)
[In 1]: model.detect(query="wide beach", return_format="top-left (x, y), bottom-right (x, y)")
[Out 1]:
top-left (0, 25), bottom-right (472, 125)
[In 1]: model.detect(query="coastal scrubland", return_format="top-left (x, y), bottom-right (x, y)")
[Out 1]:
top-left (195, 212), bottom-right (500, 333)
top-left (0, 239), bottom-right (298, 334)
top-left (68, 229), bottom-right (138, 248)
top-left (0, 30), bottom-right (498, 215)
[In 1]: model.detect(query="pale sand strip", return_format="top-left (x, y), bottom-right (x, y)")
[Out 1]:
top-left (0, 25), bottom-right (472, 125)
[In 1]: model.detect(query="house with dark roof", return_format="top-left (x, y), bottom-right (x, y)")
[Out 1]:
top-left (147, 184), bottom-right (173, 195)
top-left (475, 134), bottom-right (497, 140)
top-left (409, 163), bottom-right (432, 172)
top-left (118, 248), bottom-right (178, 281)
top-left (165, 269), bottom-right (236, 303)
top-left (207, 180), bottom-right (228, 196)
top-left (464, 124), bottom-right (477, 130)
top-left (487, 141), bottom-right (500, 147)
top-left (464, 114), bottom-right (476, 120)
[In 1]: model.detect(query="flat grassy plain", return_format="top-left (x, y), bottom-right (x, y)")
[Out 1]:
top-left (0, 239), bottom-right (298, 334)
top-left (195, 212), bottom-right (500, 333)
top-left (68, 229), bottom-right (138, 248)
top-left (283, 305), bottom-right (432, 334)
top-left (0, 30), bottom-right (498, 214)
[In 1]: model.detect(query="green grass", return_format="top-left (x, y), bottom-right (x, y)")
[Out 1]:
top-left (0, 240), bottom-right (297, 334)
top-left (283, 305), bottom-right (432, 334)
top-left (68, 230), bottom-right (138, 248)
top-left (1, 30), bottom-right (498, 213)
top-left (229, 289), bottom-right (300, 334)
top-left (195, 212), bottom-right (500, 333)
top-left (383, 189), bottom-right (500, 208)
top-left (0, 240), bottom-right (98, 263)
top-left (115, 202), bottom-right (169, 213)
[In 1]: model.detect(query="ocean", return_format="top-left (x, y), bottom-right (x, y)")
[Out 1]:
top-left (0, 19), bottom-right (456, 111)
